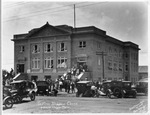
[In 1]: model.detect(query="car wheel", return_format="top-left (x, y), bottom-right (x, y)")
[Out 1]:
top-left (30, 93), bottom-right (35, 101)
top-left (5, 98), bottom-right (13, 109)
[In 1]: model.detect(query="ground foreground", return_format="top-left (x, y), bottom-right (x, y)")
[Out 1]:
top-left (3, 92), bottom-right (148, 113)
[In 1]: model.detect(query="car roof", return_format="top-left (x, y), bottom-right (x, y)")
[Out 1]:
top-left (37, 81), bottom-right (49, 85)
top-left (37, 81), bottom-right (48, 83)
top-left (103, 80), bottom-right (112, 83)
top-left (77, 81), bottom-right (91, 84)
top-left (122, 81), bottom-right (132, 83)
top-left (103, 80), bottom-right (132, 83)
top-left (11, 80), bottom-right (28, 84)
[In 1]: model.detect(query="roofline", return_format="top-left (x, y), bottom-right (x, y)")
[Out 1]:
top-left (11, 23), bottom-right (139, 48)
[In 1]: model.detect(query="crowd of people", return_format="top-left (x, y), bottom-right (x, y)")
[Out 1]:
top-left (42, 64), bottom-right (89, 94)
top-left (3, 66), bottom-right (103, 97)
top-left (3, 68), bottom-right (15, 86)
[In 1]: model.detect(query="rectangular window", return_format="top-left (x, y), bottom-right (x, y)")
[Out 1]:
top-left (79, 41), bottom-right (86, 48)
top-left (109, 47), bottom-right (112, 53)
top-left (59, 42), bottom-right (67, 52)
top-left (114, 49), bottom-right (117, 57)
top-left (98, 57), bottom-right (101, 66)
top-left (45, 43), bottom-right (53, 52)
top-left (44, 57), bottom-right (53, 69)
top-left (32, 44), bottom-right (40, 53)
top-left (57, 57), bottom-right (67, 68)
top-left (125, 62), bottom-right (128, 71)
top-left (125, 52), bottom-right (128, 58)
top-left (32, 58), bottom-right (40, 69)
top-left (114, 63), bottom-right (118, 71)
top-left (119, 62), bottom-right (122, 71)
top-left (20, 46), bottom-right (25, 52)
top-left (119, 50), bottom-right (122, 57)
top-left (97, 42), bottom-right (101, 49)
top-left (108, 61), bottom-right (112, 70)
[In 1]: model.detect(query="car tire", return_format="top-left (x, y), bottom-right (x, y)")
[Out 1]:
top-left (30, 92), bottom-right (35, 101)
top-left (5, 98), bottom-right (13, 109)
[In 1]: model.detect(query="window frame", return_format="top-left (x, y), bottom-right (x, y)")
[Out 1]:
top-left (125, 62), bottom-right (128, 71)
top-left (108, 61), bottom-right (113, 70)
top-left (44, 57), bottom-right (54, 69)
top-left (59, 42), bottom-right (67, 52)
top-left (20, 45), bottom-right (25, 52)
top-left (32, 44), bottom-right (40, 53)
top-left (79, 41), bottom-right (86, 48)
top-left (57, 57), bottom-right (67, 68)
top-left (32, 57), bottom-right (40, 69)
top-left (45, 43), bottom-right (53, 53)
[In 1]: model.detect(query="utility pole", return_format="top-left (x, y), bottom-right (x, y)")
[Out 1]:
top-left (96, 51), bottom-right (107, 80)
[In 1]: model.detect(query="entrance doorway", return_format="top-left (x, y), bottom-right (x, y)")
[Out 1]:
top-left (77, 62), bottom-right (88, 72)
top-left (17, 64), bottom-right (24, 73)
top-left (77, 62), bottom-right (86, 67)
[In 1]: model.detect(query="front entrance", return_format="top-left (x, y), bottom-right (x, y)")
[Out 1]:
top-left (17, 64), bottom-right (24, 73)
top-left (77, 62), bottom-right (88, 72)
top-left (77, 62), bottom-right (86, 67)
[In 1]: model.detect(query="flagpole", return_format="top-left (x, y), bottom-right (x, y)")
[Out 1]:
top-left (74, 4), bottom-right (76, 29)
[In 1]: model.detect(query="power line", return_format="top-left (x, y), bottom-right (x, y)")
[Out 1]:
top-left (3, 2), bottom-right (107, 23)
top-left (3, 2), bottom-right (86, 21)
top-left (3, 2), bottom-right (32, 8)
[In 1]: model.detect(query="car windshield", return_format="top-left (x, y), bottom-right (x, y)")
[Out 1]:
top-left (11, 82), bottom-right (26, 90)
top-left (37, 81), bottom-right (48, 86)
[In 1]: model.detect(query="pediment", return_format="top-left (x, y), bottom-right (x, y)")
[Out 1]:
top-left (28, 23), bottom-right (69, 38)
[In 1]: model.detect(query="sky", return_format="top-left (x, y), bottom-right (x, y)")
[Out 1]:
top-left (1, 0), bottom-right (148, 71)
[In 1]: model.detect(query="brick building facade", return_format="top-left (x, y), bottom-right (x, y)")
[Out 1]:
top-left (12, 22), bottom-right (140, 82)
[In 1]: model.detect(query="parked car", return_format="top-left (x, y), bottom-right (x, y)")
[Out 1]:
top-left (121, 81), bottom-right (137, 98)
top-left (100, 80), bottom-right (137, 98)
top-left (36, 81), bottom-right (51, 96)
top-left (135, 78), bottom-right (148, 95)
top-left (3, 86), bottom-right (13, 109)
top-left (10, 80), bottom-right (37, 103)
top-left (76, 81), bottom-right (95, 97)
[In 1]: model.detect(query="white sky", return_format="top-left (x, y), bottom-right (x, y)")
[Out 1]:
top-left (1, 0), bottom-right (149, 71)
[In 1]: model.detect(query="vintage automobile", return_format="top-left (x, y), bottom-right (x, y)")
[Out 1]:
top-left (76, 81), bottom-right (96, 97)
top-left (135, 78), bottom-right (148, 95)
top-left (10, 80), bottom-right (37, 103)
top-left (100, 80), bottom-right (137, 98)
top-left (3, 86), bottom-right (13, 109)
top-left (36, 81), bottom-right (51, 96)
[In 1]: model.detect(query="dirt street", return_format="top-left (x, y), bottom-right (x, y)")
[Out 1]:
top-left (3, 93), bottom-right (148, 113)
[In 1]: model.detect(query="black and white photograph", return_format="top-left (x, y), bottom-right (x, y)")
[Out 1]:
top-left (1, 0), bottom-right (149, 114)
